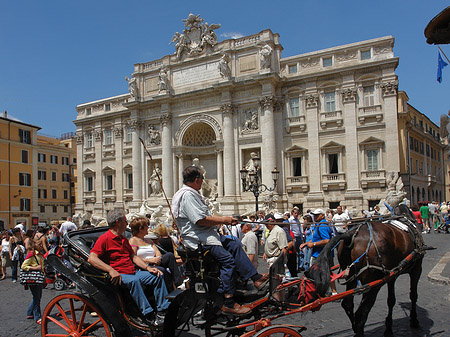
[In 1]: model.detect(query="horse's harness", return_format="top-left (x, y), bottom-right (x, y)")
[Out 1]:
top-left (340, 216), bottom-right (424, 285)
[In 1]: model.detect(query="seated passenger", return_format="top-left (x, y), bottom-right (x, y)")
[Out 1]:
top-left (88, 209), bottom-right (169, 326)
top-left (172, 166), bottom-right (269, 315)
top-left (129, 218), bottom-right (183, 291)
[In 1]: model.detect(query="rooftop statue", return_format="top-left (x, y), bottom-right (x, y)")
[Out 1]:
top-left (170, 13), bottom-right (221, 60)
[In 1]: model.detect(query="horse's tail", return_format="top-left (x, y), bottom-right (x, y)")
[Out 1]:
top-left (307, 231), bottom-right (353, 297)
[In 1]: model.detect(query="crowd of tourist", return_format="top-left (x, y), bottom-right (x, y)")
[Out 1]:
top-left (2, 190), bottom-right (450, 325)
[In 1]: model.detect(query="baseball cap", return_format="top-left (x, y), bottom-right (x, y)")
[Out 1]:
top-left (311, 208), bottom-right (325, 215)
top-left (274, 212), bottom-right (284, 220)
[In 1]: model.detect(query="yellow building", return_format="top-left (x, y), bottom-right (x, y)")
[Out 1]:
top-left (0, 112), bottom-right (40, 230)
top-left (398, 91), bottom-right (445, 206)
top-left (37, 134), bottom-right (77, 225)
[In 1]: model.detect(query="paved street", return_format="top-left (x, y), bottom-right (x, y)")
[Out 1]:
top-left (0, 232), bottom-right (448, 337)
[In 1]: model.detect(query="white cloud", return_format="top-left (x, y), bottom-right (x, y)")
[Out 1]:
top-left (220, 32), bottom-right (245, 39)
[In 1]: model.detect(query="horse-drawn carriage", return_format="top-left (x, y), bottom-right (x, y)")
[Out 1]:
top-left (40, 205), bottom-right (424, 337)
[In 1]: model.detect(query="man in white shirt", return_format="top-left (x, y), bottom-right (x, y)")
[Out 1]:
top-left (59, 217), bottom-right (78, 236)
top-left (288, 208), bottom-right (304, 270)
top-left (332, 206), bottom-right (350, 234)
top-left (241, 221), bottom-right (258, 269)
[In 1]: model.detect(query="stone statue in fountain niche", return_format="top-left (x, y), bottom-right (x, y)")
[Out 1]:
top-left (158, 66), bottom-right (169, 93)
top-left (148, 163), bottom-right (162, 196)
top-left (147, 125), bottom-right (161, 146)
top-left (192, 157), bottom-right (218, 199)
top-left (377, 171), bottom-right (408, 215)
top-left (259, 43), bottom-right (273, 70)
top-left (218, 53), bottom-right (231, 79)
top-left (125, 76), bottom-right (138, 99)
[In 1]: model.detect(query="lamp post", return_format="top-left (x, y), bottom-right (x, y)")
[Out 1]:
top-left (240, 156), bottom-right (279, 213)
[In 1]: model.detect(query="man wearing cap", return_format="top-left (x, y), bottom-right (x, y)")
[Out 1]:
top-left (172, 166), bottom-right (269, 315)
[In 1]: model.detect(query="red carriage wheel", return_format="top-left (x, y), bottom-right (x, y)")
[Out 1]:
top-left (253, 325), bottom-right (303, 337)
top-left (41, 293), bottom-right (113, 337)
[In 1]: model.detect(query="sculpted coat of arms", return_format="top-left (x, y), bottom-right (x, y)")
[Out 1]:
top-left (170, 13), bottom-right (221, 60)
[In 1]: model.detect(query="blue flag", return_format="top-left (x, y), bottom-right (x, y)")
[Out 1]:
top-left (437, 51), bottom-right (448, 83)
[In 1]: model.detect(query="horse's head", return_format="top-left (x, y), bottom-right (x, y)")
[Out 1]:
top-left (394, 204), bottom-right (416, 222)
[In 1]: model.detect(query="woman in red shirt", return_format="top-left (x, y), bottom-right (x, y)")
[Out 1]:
top-left (411, 205), bottom-right (423, 232)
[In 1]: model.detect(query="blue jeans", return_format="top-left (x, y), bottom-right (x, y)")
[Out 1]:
top-left (27, 284), bottom-right (43, 320)
top-left (205, 235), bottom-right (259, 295)
top-left (294, 236), bottom-right (304, 269)
top-left (11, 258), bottom-right (24, 281)
top-left (121, 271), bottom-right (170, 316)
top-left (303, 247), bottom-right (312, 271)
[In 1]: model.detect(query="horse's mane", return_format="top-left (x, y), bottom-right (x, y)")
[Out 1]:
top-left (307, 231), bottom-right (354, 296)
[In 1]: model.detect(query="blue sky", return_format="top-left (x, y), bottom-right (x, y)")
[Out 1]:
top-left (1, 1), bottom-right (449, 135)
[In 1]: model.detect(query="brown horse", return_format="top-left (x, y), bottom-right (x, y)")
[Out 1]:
top-left (308, 205), bottom-right (424, 337)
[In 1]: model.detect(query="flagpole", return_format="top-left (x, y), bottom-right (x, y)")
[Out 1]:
top-left (438, 45), bottom-right (450, 64)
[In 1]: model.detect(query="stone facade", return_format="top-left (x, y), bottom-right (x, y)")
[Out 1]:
top-left (74, 15), bottom-right (403, 216)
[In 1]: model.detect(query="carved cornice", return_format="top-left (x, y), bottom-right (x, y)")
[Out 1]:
top-left (341, 88), bottom-right (357, 103)
top-left (305, 94), bottom-right (319, 108)
top-left (378, 81), bottom-right (398, 97)
top-left (220, 103), bottom-right (237, 114)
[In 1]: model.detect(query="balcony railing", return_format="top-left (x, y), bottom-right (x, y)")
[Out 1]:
top-left (103, 189), bottom-right (116, 201)
top-left (319, 110), bottom-right (343, 128)
top-left (322, 173), bottom-right (346, 190)
top-left (360, 169), bottom-right (386, 188)
top-left (358, 105), bottom-right (383, 124)
top-left (286, 176), bottom-right (309, 193)
top-left (83, 190), bottom-right (96, 202)
top-left (287, 115), bottom-right (306, 131)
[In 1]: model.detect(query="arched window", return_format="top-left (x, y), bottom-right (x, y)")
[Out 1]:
top-left (417, 187), bottom-right (420, 202)
top-left (182, 123), bottom-right (216, 146)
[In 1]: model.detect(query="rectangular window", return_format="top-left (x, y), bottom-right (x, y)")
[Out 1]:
top-left (104, 129), bottom-right (113, 145)
top-left (292, 157), bottom-right (302, 176)
top-left (52, 189), bottom-right (57, 199)
top-left (63, 190), bottom-right (68, 199)
top-left (420, 142), bottom-right (424, 154)
top-left (415, 160), bottom-right (418, 174)
top-left (409, 136), bottom-right (414, 150)
top-left (85, 132), bottom-right (93, 148)
top-left (363, 85), bottom-right (375, 106)
top-left (38, 153), bottom-right (46, 162)
top-left (20, 198), bottom-right (30, 211)
top-left (127, 172), bottom-right (133, 189)
top-left (38, 170), bottom-right (47, 180)
top-left (105, 103), bottom-right (111, 112)
top-left (42, 189), bottom-right (47, 198)
top-left (367, 149), bottom-right (379, 171)
top-left (19, 129), bottom-right (31, 144)
top-left (323, 57), bottom-right (332, 67)
top-left (125, 126), bottom-right (132, 143)
top-left (52, 172), bottom-right (57, 181)
top-left (21, 150), bottom-right (28, 163)
top-left (52, 205), bottom-right (57, 213)
top-left (324, 92), bottom-right (336, 112)
top-left (86, 176), bottom-right (93, 192)
top-left (288, 64), bottom-right (297, 74)
top-left (50, 155), bottom-right (58, 164)
top-left (40, 205), bottom-right (45, 213)
top-left (438, 151), bottom-right (441, 161)
top-left (426, 144), bottom-right (430, 157)
top-left (328, 153), bottom-right (339, 174)
top-left (19, 173), bottom-right (31, 186)
top-left (105, 174), bottom-right (113, 190)
top-left (361, 50), bottom-right (371, 60)
top-left (86, 108), bottom-right (91, 115)
top-left (289, 98), bottom-right (300, 117)
top-left (64, 205), bottom-right (69, 213)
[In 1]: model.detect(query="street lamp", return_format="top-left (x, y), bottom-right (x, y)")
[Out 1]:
top-left (240, 156), bottom-right (279, 212)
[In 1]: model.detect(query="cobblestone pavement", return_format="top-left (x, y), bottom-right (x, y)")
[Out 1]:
top-left (0, 232), bottom-right (448, 337)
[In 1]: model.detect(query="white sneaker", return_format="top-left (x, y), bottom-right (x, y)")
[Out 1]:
top-left (12, 280), bottom-right (16, 283)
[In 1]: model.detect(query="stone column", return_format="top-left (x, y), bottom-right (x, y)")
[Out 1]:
top-left (93, 125), bottom-right (103, 213)
top-left (113, 123), bottom-right (124, 206)
top-left (75, 131), bottom-right (84, 212)
top-left (258, 96), bottom-right (278, 186)
top-left (380, 80), bottom-right (400, 172)
top-left (160, 108), bottom-right (173, 197)
top-left (129, 119), bottom-right (142, 203)
top-left (221, 104), bottom-right (236, 196)
top-left (176, 154), bottom-right (184, 189)
top-left (341, 87), bottom-right (360, 191)
top-left (216, 149), bottom-right (224, 197)
top-left (304, 93), bottom-right (322, 193)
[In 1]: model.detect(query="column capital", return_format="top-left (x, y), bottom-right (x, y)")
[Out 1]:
top-left (175, 153), bottom-right (183, 159)
top-left (304, 94), bottom-right (319, 108)
top-left (341, 87), bottom-right (357, 103)
top-left (220, 103), bottom-right (237, 114)
top-left (114, 125), bottom-right (123, 139)
top-left (76, 132), bottom-right (83, 144)
top-left (93, 129), bottom-right (102, 142)
top-left (160, 113), bottom-right (172, 126)
top-left (128, 119), bottom-right (143, 131)
top-left (378, 80), bottom-right (398, 97)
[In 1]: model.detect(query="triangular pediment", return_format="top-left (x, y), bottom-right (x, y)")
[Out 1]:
top-left (360, 136), bottom-right (384, 145)
top-left (286, 145), bottom-right (307, 152)
top-left (321, 141), bottom-right (344, 149)
top-left (102, 165), bottom-right (115, 172)
top-left (83, 168), bottom-right (95, 174)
